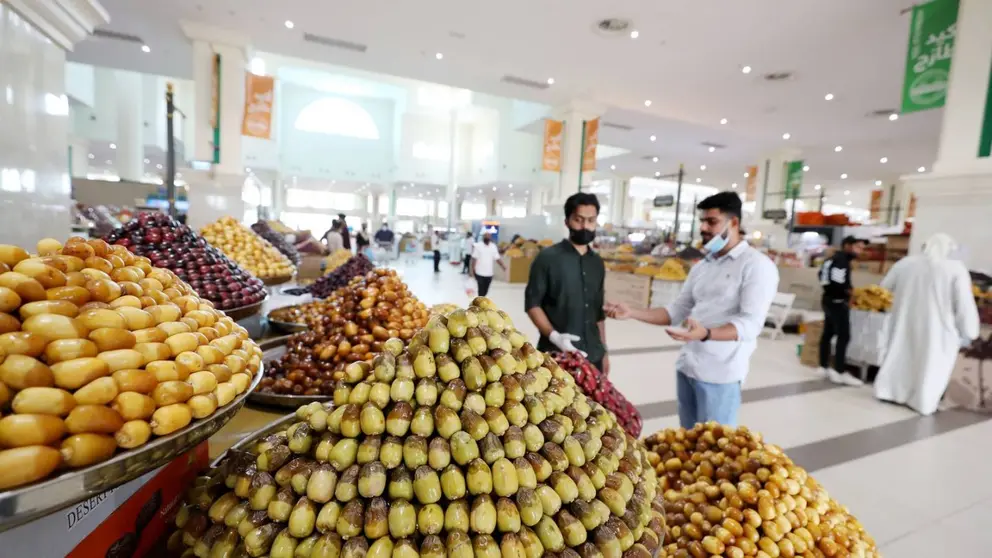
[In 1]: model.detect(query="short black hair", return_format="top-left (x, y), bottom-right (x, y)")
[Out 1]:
top-left (563, 192), bottom-right (600, 219)
top-left (697, 192), bottom-right (742, 221)
top-left (842, 236), bottom-right (867, 247)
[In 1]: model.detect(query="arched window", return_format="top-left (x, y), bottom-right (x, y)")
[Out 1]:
top-left (294, 97), bottom-right (380, 139)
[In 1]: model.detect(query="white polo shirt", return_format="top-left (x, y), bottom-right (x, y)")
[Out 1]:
top-left (666, 241), bottom-right (780, 384)
top-left (472, 242), bottom-right (501, 277)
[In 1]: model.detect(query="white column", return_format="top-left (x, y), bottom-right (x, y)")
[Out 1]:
top-left (271, 176), bottom-right (285, 221)
top-left (115, 70), bottom-right (144, 181)
top-left (68, 137), bottom-right (90, 177)
top-left (527, 186), bottom-right (544, 215)
top-left (609, 179), bottom-right (629, 226)
top-left (446, 108), bottom-right (460, 239)
top-left (388, 185), bottom-right (398, 225)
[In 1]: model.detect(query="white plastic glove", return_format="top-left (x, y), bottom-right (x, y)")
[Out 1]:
top-left (549, 331), bottom-right (586, 356)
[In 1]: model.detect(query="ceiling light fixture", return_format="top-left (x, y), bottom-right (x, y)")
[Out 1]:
top-left (109, 143), bottom-right (117, 149)
top-left (824, 93), bottom-right (834, 101)
top-left (814, 184), bottom-right (821, 190)
top-left (844, 190), bottom-right (850, 195)
top-left (655, 171), bottom-right (661, 177)
top-left (143, 158), bottom-right (150, 164)
top-left (742, 65), bottom-right (752, 74)
top-left (720, 118), bottom-right (728, 125)
top-left (880, 157), bottom-right (888, 163)
top-left (546, 78), bottom-right (555, 85)
top-left (846, 201), bottom-right (852, 206)
top-left (610, 164), bottom-right (616, 170)
top-left (652, 156), bottom-right (659, 163)
top-left (708, 146), bottom-right (716, 153)
top-left (88, 154), bottom-right (94, 159)
top-left (630, 30), bottom-right (639, 39)
top-left (889, 113), bottom-right (899, 121)
top-left (105, 160), bottom-right (111, 164)
top-left (834, 145), bottom-right (843, 152)
top-left (644, 100), bottom-right (652, 107)
top-left (803, 165), bottom-right (809, 172)
top-left (840, 173), bottom-right (848, 179)
top-left (744, 172), bottom-right (750, 178)
top-left (874, 180), bottom-right (882, 186)
top-left (782, 133), bottom-right (791, 140)
top-left (696, 178), bottom-right (702, 183)
top-left (918, 166), bottom-right (926, 172)
top-left (285, 20), bottom-right (295, 29)
top-left (700, 165), bottom-right (706, 171)
top-left (508, 184), bottom-right (513, 188)
top-left (649, 135), bottom-right (656, 142)
top-left (141, 45), bottom-right (150, 53)
top-left (492, 186), bottom-right (497, 191)
top-left (732, 183), bottom-right (738, 189)
top-left (435, 52), bottom-right (444, 60)
top-left (156, 164), bottom-right (163, 169)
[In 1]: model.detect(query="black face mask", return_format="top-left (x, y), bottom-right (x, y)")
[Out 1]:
top-left (568, 227), bottom-right (596, 246)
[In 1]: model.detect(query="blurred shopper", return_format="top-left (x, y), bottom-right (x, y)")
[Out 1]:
top-left (355, 223), bottom-right (370, 254)
top-left (429, 229), bottom-right (442, 273)
top-left (606, 192), bottom-right (779, 427)
top-left (875, 233), bottom-right (980, 415)
top-left (338, 213), bottom-right (351, 250)
top-left (471, 233), bottom-right (504, 296)
top-left (323, 220), bottom-right (344, 253)
top-left (818, 236), bottom-right (868, 386)
top-left (525, 193), bottom-right (609, 374)
top-left (461, 232), bottom-right (475, 274)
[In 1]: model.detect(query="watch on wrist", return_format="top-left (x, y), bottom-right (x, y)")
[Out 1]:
top-left (702, 328), bottom-right (711, 342)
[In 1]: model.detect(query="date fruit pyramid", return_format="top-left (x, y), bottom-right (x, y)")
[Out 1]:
top-left (170, 297), bottom-right (666, 558)
top-left (202, 217), bottom-right (296, 280)
top-left (646, 423), bottom-right (879, 557)
top-left (0, 237), bottom-right (262, 490)
top-left (104, 212), bottom-right (266, 311)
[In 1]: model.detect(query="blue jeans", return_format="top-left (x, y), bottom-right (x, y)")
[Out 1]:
top-left (676, 371), bottom-right (742, 428)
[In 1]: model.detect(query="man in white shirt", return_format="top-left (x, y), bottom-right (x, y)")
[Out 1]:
top-left (471, 233), bottom-right (505, 296)
top-left (607, 192), bottom-right (779, 427)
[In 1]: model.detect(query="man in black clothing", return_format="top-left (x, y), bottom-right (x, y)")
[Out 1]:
top-left (819, 236), bottom-right (867, 386)
top-left (338, 213), bottom-right (351, 250)
top-left (524, 192), bottom-right (609, 375)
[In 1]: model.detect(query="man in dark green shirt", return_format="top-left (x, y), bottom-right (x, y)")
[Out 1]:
top-left (525, 192), bottom-right (609, 374)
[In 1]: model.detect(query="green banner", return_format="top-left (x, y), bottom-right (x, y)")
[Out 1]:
top-left (901, 0), bottom-right (959, 114)
top-left (980, 53), bottom-right (992, 158)
top-left (784, 160), bottom-right (804, 199)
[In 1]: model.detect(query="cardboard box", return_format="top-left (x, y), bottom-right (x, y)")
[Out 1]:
top-left (605, 271), bottom-right (652, 309)
top-left (777, 266), bottom-right (884, 311)
top-left (800, 320), bottom-right (824, 367)
top-left (297, 254), bottom-right (325, 281)
top-left (495, 255), bottom-right (534, 284)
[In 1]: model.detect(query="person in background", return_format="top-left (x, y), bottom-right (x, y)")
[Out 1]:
top-left (323, 220), bottom-right (344, 253)
top-left (461, 232), bottom-right (475, 274)
top-left (355, 223), bottom-right (370, 254)
top-left (525, 192), bottom-right (609, 374)
top-left (374, 222), bottom-right (394, 245)
top-left (338, 213), bottom-right (351, 251)
top-left (429, 229), bottom-right (442, 273)
top-left (818, 236), bottom-right (868, 386)
top-left (874, 233), bottom-right (980, 415)
top-left (471, 232), bottom-right (505, 297)
top-left (606, 192), bottom-right (779, 427)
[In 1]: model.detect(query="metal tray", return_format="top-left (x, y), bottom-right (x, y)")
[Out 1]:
top-left (262, 274), bottom-right (294, 287)
top-left (210, 402), bottom-right (332, 467)
top-left (0, 370), bottom-right (263, 533)
top-left (224, 296), bottom-right (267, 321)
top-left (267, 317), bottom-right (308, 335)
top-left (247, 337), bottom-right (333, 408)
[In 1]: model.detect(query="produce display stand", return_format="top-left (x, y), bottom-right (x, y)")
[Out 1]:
top-left (247, 336), bottom-right (334, 408)
top-left (0, 371), bottom-right (263, 533)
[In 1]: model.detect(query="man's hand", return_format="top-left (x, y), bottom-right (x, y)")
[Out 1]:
top-left (666, 318), bottom-right (709, 342)
top-left (604, 302), bottom-right (632, 320)
top-left (549, 331), bottom-right (586, 356)
top-left (601, 354), bottom-right (610, 376)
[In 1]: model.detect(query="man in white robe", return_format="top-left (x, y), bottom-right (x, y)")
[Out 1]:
top-left (874, 233), bottom-right (980, 415)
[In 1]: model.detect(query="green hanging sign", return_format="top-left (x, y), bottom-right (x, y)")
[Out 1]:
top-left (980, 52), bottom-right (992, 158)
top-left (900, 0), bottom-right (959, 114)
top-left (784, 160), bottom-right (804, 199)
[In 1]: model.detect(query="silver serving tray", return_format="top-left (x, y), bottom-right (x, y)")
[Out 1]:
top-left (210, 402), bottom-right (333, 467)
top-left (0, 369), bottom-right (263, 533)
top-left (247, 337), bottom-right (333, 408)
top-left (224, 297), bottom-right (267, 321)
top-left (267, 318), bottom-right (308, 335)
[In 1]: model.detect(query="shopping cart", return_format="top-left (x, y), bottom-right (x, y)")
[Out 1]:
top-left (372, 241), bottom-right (396, 264)
top-left (402, 239), bottom-right (423, 266)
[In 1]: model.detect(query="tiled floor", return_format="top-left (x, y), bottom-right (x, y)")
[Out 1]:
top-left (268, 259), bottom-right (992, 555)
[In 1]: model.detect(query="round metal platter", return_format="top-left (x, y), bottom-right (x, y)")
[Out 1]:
top-left (0, 369), bottom-right (264, 533)
top-left (266, 316), bottom-right (308, 335)
top-left (247, 337), bottom-right (333, 409)
top-left (223, 296), bottom-right (267, 321)
top-left (209, 401), bottom-right (334, 467)
top-left (262, 274), bottom-right (294, 287)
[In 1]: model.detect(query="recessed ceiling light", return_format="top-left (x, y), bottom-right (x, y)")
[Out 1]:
top-left (889, 113), bottom-right (899, 121)
top-left (141, 45), bottom-right (150, 53)
top-left (630, 30), bottom-right (639, 39)
top-left (814, 184), bottom-right (821, 190)
top-left (846, 201), bottom-right (852, 206)
top-left (109, 143), bottom-right (117, 149)
top-left (652, 157), bottom-right (659, 163)
top-left (508, 184), bottom-right (513, 188)
top-left (285, 20), bottom-right (295, 29)
top-left (840, 173), bottom-right (848, 179)
top-left (874, 180), bottom-right (882, 186)
top-left (824, 93), bottom-right (834, 101)
top-left (708, 146), bottom-right (716, 153)
top-left (649, 135), bottom-right (656, 142)
top-left (744, 172), bottom-right (750, 178)
top-left (88, 153), bottom-right (94, 159)
top-left (918, 166), bottom-right (926, 172)
top-left (610, 164), bottom-right (616, 170)
top-left (732, 183), bottom-right (738, 189)
top-left (741, 66), bottom-right (752, 74)
top-left (782, 133), bottom-right (791, 140)
top-left (834, 145), bottom-right (843, 152)
top-left (844, 190), bottom-right (850, 195)
top-left (156, 164), bottom-right (163, 169)
top-left (176, 173), bottom-right (182, 178)
top-left (509, 193), bottom-right (514, 197)
top-left (492, 186), bottom-right (497, 191)
top-left (654, 171), bottom-right (661, 177)
top-left (435, 52), bottom-right (444, 60)
top-left (802, 165), bottom-right (809, 172)
top-left (720, 118), bottom-right (728, 125)
top-left (143, 158), bottom-right (150, 164)
top-left (546, 78), bottom-right (555, 85)
top-left (695, 178), bottom-right (702, 183)
top-left (699, 165), bottom-right (706, 171)
top-left (644, 100), bottom-right (652, 107)
top-left (880, 157), bottom-right (888, 163)
top-left (105, 160), bottom-right (112, 164)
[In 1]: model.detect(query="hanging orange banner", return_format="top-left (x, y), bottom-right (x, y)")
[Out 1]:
top-left (908, 193), bottom-right (917, 218)
top-left (541, 119), bottom-right (564, 171)
top-left (744, 165), bottom-right (759, 201)
top-left (869, 189), bottom-right (883, 221)
top-left (581, 118), bottom-right (600, 172)
top-left (242, 73), bottom-right (275, 139)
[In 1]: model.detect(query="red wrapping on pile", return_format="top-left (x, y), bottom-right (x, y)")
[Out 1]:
top-left (549, 351), bottom-right (643, 437)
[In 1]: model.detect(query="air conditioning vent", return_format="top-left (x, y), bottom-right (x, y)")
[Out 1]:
top-left (500, 75), bottom-right (550, 90)
top-left (601, 122), bottom-right (633, 131)
top-left (701, 141), bottom-right (727, 149)
top-left (868, 108), bottom-right (899, 118)
top-left (93, 29), bottom-right (143, 44)
top-left (597, 18), bottom-right (631, 33)
top-left (303, 33), bottom-right (368, 53)
top-left (763, 71), bottom-right (794, 82)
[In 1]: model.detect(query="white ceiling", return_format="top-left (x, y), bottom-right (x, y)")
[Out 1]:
top-left (71, 0), bottom-right (939, 207)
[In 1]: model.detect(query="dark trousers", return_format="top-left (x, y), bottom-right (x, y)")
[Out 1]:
top-left (432, 250), bottom-right (441, 272)
top-left (476, 275), bottom-right (493, 296)
top-left (462, 255), bottom-right (471, 274)
top-left (820, 300), bottom-right (851, 372)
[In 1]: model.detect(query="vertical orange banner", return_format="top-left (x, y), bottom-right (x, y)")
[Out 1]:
top-left (908, 194), bottom-right (917, 218)
top-left (541, 119), bottom-right (564, 171)
top-left (582, 118), bottom-right (600, 172)
top-left (242, 73), bottom-right (275, 139)
top-left (744, 165), bottom-right (759, 201)
top-left (869, 190), bottom-right (883, 220)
